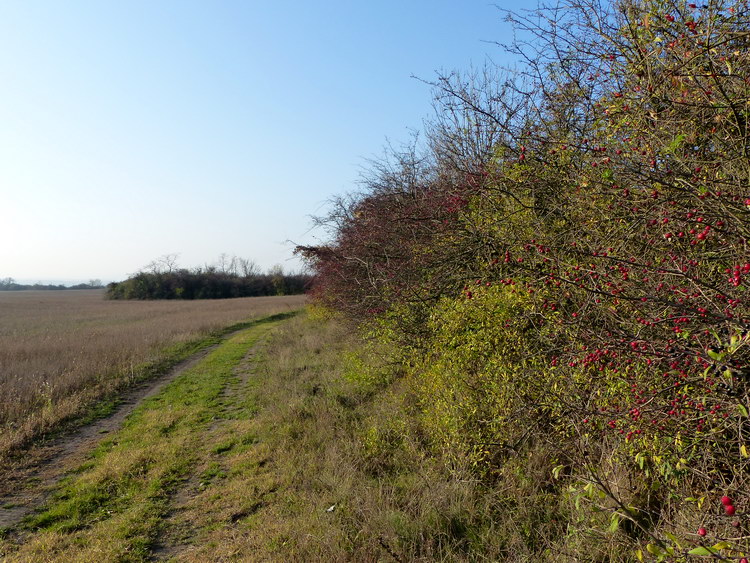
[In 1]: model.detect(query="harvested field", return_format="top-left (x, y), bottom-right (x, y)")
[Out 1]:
top-left (0, 290), bottom-right (305, 456)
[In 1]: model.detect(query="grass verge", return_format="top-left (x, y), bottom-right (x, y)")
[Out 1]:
top-left (156, 312), bottom-right (522, 561)
top-left (0, 313), bottom-right (294, 561)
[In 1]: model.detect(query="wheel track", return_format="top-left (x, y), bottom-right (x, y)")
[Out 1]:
top-left (0, 337), bottom-right (232, 531)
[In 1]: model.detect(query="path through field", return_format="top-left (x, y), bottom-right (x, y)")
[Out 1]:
top-left (0, 346), bottom-right (217, 530)
top-left (0, 312), bottom-right (295, 561)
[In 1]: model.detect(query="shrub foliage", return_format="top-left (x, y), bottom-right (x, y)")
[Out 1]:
top-left (107, 258), bottom-right (310, 300)
top-left (299, 0), bottom-right (750, 558)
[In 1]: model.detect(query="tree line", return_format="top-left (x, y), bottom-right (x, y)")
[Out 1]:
top-left (105, 255), bottom-right (310, 300)
top-left (0, 278), bottom-right (104, 291)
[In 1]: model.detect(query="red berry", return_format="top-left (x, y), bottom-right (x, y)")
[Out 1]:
top-left (697, 527), bottom-right (707, 537)
top-left (721, 495), bottom-right (732, 506)
top-left (725, 504), bottom-right (736, 516)
top-left (741, 558), bottom-right (748, 563)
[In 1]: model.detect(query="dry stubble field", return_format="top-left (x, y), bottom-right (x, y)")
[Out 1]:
top-left (0, 290), bottom-right (306, 457)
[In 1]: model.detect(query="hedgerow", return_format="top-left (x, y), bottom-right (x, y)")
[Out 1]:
top-left (299, 0), bottom-right (750, 558)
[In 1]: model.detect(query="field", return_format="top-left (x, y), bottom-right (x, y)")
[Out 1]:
top-left (1, 312), bottom-right (488, 561)
top-left (0, 290), bottom-right (305, 457)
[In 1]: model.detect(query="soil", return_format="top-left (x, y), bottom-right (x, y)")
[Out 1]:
top-left (0, 347), bottom-right (216, 531)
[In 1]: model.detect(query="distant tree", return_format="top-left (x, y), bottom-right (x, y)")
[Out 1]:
top-left (269, 264), bottom-right (286, 295)
top-left (145, 253), bottom-right (180, 274)
top-left (237, 257), bottom-right (260, 278)
top-left (216, 253), bottom-right (232, 274)
top-left (105, 256), bottom-right (311, 300)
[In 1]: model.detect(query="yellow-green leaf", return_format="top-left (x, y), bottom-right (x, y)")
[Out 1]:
top-left (688, 546), bottom-right (719, 556)
top-left (712, 541), bottom-right (730, 550)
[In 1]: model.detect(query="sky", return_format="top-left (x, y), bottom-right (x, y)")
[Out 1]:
top-left (0, 0), bottom-right (528, 283)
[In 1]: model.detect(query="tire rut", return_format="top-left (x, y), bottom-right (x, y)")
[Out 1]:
top-left (0, 341), bottom-right (225, 531)
top-left (147, 339), bottom-right (267, 561)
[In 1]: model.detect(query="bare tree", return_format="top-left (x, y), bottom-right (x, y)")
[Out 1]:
top-left (145, 253), bottom-right (180, 274)
top-left (237, 257), bottom-right (261, 278)
top-left (216, 253), bottom-right (233, 275)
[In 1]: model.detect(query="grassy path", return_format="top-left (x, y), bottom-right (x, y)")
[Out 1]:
top-left (0, 313), bottom-right (293, 562)
top-left (2, 311), bottom-right (472, 561)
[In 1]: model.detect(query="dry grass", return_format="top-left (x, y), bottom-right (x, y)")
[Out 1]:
top-left (0, 290), bottom-right (305, 456)
top-left (2, 311), bottom-right (571, 560)
top-left (172, 312), bottom-right (511, 562)
top-left (213, 313), bottom-right (572, 561)
top-left (0, 319), bottom-right (286, 561)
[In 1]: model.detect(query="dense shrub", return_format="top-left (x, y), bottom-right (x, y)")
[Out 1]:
top-left (301, 0), bottom-right (750, 558)
top-left (107, 269), bottom-right (310, 300)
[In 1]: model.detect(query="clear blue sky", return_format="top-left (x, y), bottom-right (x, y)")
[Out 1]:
top-left (0, 0), bottom-right (527, 282)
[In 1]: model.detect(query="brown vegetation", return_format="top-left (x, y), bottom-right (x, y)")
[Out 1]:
top-left (0, 290), bottom-right (305, 457)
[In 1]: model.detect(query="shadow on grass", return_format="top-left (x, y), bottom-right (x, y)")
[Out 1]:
top-left (216, 310), bottom-right (301, 336)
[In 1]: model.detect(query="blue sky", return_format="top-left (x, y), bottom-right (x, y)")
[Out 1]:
top-left (0, 0), bottom-right (527, 282)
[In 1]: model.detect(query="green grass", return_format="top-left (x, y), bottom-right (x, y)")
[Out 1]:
top-left (0, 313), bottom-right (294, 562)
top-left (159, 312), bottom-right (512, 562)
top-left (2, 310), bottom-right (565, 561)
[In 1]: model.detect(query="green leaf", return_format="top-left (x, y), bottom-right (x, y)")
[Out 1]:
top-left (664, 531), bottom-right (681, 547)
top-left (712, 541), bottom-right (730, 550)
top-left (635, 452), bottom-right (645, 470)
top-left (688, 546), bottom-right (719, 556)
top-left (609, 513), bottom-right (620, 532)
top-left (667, 133), bottom-right (686, 153)
top-left (738, 404), bottom-right (749, 417)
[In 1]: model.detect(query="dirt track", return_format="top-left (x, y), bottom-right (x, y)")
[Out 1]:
top-left (0, 347), bottom-right (216, 530)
